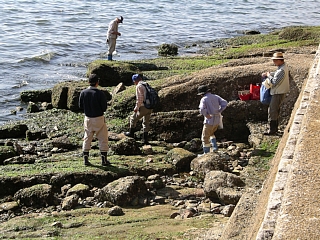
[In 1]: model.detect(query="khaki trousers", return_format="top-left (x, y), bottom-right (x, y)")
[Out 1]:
top-left (107, 38), bottom-right (117, 55)
top-left (82, 116), bottom-right (109, 152)
top-left (201, 124), bottom-right (219, 147)
top-left (129, 106), bottom-right (153, 132)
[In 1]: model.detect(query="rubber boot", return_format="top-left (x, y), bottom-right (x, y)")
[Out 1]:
top-left (124, 128), bottom-right (135, 138)
top-left (101, 152), bottom-right (110, 166)
top-left (142, 132), bottom-right (149, 145)
top-left (264, 120), bottom-right (278, 135)
top-left (83, 151), bottom-right (90, 166)
top-left (203, 147), bottom-right (210, 154)
top-left (211, 138), bottom-right (218, 152)
top-left (107, 54), bottom-right (112, 61)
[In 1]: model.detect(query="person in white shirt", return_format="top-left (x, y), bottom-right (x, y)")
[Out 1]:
top-left (198, 85), bottom-right (228, 154)
top-left (106, 16), bottom-right (123, 61)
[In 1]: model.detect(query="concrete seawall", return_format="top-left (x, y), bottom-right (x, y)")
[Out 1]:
top-left (256, 44), bottom-right (320, 239)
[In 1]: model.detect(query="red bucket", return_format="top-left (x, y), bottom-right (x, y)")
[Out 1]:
top-left (250, 84), bottom-right (260, 100)
top-left (238, 90), bottom-right (251, 101)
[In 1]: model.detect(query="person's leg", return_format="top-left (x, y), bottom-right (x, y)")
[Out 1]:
top-left (209, 124), bottom-right (219, 151)
top-left (125, 109), bottom-right (144, 137)
top-left (82, 117), bottom-right (94, 165)
top-left (94, 116), bottom-right (110, 166)
top-left (201, 124), bottom-right (213, 154)
top-left (107, 38), bottom-right (116, 60)
top-left (141, 107), bottom-right (153, 144)
top-left (266, 94), bottom-right (285, 135)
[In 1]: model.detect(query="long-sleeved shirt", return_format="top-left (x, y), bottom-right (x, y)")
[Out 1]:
top-left (262, 63), bottom-right (290, 95)
top-left (269, 63), bottom-right (290, 95)
top-left (107, 19), bottom-right (119, 40)
top-left (199, 93), bottom-right (228, 125)
top-left (79, 86), bottom-right (107, 118)
top-left (134, 81), bottom-right (147, 111)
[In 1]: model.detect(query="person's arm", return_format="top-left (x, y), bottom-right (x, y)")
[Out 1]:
top-left (134, 84), bottom-right (145, 112)
top-left (199, 98), bottom-right (211, 118)
top-left (79, 92), bottom-right (84, 110)
top-left (269, 68), bottom-right (285, 86)
top-left (219, 97), bottom-right (228, 112)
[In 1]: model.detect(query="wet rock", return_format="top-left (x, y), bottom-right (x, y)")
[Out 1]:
top-left (166, 147), bottom-right (196, 172)
top-left (108, 206), bottom-right (124, 216)
top-left (203, 171), bottom-right (245, 205)
top-left (99, 176), bottom-right (147, 206)
top-left (14, 184), bottom-right (54, 207)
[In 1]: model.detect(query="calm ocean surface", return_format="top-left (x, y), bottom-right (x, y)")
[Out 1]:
top-left (1, 0), bottom-right (320, 125)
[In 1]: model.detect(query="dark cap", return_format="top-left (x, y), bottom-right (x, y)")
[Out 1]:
top-left (117, 16), bottom-right (123, 23)
top-left (88, 74), bottom-right (99, 84)
top-left (197, 85), bottom-right (210, 95)
top-left (132, 74), bottom-right (141, 82)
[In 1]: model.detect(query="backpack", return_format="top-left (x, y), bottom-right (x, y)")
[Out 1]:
top-left (260, 78), bottom-right (272, 105)
top-left (142, 82), bottom-right (160, 109)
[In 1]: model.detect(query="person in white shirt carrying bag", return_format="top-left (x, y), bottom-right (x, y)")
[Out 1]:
top-left (261, 52), bottom-right (290, 135)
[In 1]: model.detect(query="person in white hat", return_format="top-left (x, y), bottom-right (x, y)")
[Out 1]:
top-left (106, 16), bottom-right (123, 61)
top-left (261, 52), bottom-right (290, 135)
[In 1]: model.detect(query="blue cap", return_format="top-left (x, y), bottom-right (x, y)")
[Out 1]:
top-left (132, 74), bottom-right (141, 82)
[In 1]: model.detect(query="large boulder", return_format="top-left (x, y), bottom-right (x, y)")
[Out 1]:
top-left (203, 170), bottom-right (245, 205)
top-left (191, 152), bottom-right (231, 179)
top-left (110, 137), bottom-right (142, 155)
top-left (20, 89), bottom-right (52, 103)
top-left (166, 147), bottom-right (196, 172)
top-left (87, 61), bottom-right (139, 87)
top-left (14, 184), bottom-right (54, 207)
top-left (98, 176), bottom-right (147, 206)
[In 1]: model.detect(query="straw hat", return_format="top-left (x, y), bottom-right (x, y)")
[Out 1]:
top-left (271, 52), bottom-right (284, 60)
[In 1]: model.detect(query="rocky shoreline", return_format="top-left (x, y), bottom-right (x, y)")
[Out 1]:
top-left (0, 27), bottom-right (318, 239)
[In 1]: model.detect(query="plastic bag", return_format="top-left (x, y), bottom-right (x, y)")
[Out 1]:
top-left (218, 114), bottom-right (223, 129)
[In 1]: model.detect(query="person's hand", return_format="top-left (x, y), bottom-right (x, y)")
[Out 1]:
top-left (261, 72), bottom-right (267, 77)
top-left (118, 32), bottom-right (121, 36)
top-left (205, 114), bottom-right (212, 119)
